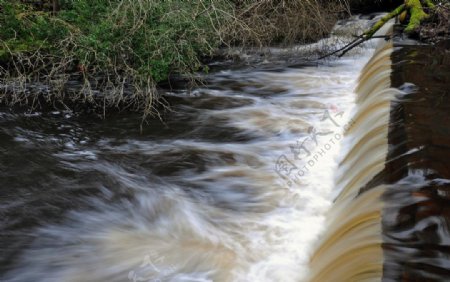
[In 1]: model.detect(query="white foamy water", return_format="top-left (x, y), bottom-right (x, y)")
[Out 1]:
top-left (3, 18), bottom-right (384, 282)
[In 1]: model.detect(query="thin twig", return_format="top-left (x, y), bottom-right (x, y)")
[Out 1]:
top-left (319, 35), bottom-right (391, 59)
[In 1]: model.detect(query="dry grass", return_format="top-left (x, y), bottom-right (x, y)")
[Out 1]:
top-left (419, 2), bottom-right (450, 42)
top-left (0, 0), bottom-right (350, 118)
top-left (223, 0), bottom-right (349, 46)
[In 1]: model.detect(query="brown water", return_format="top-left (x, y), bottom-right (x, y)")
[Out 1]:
top-left (307, 30), bottom-right (450, 282)
top-left (308, 25), bottom-right (395, 282)
top-left (0, 16), bottom-right (383, 282)
top-left (4, 16), bottom-right (449, 282)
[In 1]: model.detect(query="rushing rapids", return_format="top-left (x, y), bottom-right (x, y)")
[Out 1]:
top-left (308, 23), bottom-right (396, 282)
top-left (309, 24), bottom-right (450, 282)
top-left (0, 16), bottom-right (382, 282)
top-left (2, 15), bottom-right (449, 282)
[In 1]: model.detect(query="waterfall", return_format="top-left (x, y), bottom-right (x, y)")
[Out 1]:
top-left (307, 23), bottom-right (398, 282)
top-left (3, 17), bottom-right (418, 282)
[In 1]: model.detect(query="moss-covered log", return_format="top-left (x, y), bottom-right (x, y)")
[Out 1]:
top-left (364, 0), bottom-right (437, 38)
top-left (405, 0), bottom-right (430, 33)
top-left (422, 0), bottom-right (436, 8)
top-left (364, 4), bottom-right (406, 37)
top-left (321, 0), bottom-right (446, 59)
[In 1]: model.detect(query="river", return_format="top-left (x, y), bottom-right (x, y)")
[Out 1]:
top-left (1, 16), bottom-right (382, 282)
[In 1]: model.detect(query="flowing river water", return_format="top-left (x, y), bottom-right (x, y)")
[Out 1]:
top-left (1, 17), bottom-right (388, 282)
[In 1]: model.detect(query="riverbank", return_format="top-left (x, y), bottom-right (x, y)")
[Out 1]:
top-left (2, 1), bottom-right (449, 119)
top-left (0, 0), bottom-right (347, 117)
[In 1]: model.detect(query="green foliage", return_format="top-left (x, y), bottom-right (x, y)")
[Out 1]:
top-left (405, 0), bottom-right (430, 33)
top-left (1, 0), bottom-right (229, 81)
top-left (0, 1), bottom-right (62, 54)
top-left (0, 0), bottom-right (346, 115)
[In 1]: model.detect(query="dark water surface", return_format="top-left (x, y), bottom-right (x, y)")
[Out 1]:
top-left (383, 40), bottom-right (450, 281)
top-left (0, 85), bottom-right (259, 269)
top-left (0, 45), bottom-right (371, 280)
top-left (0, 16), bottom-right (399, 282)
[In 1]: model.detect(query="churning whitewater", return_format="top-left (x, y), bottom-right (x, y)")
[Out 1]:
top-left (2, 17), bottom-right (382, 282)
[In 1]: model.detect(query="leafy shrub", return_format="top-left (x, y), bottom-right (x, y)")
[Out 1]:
top-left (0, 0), bottom-right (347, 116)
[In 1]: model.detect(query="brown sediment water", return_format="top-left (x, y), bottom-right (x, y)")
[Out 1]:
top-left (0, 16), bottom-right (383, 282)
top-left (308, 24), bottom-right (395, 282)
top-left (308, 28), bottom-right (450, 281)
top-left (2, 15), bottom-right (448, 281)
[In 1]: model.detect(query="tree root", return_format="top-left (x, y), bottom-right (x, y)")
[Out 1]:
top-left (405, 0), bottom-right (430, 33)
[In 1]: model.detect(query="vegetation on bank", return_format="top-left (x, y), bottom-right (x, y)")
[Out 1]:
top-left (363, 0), bottom-right (450, 37)
top-left (0, 0), bottom-right (346, 116)
top-left (1, 0), bottom-right (449, 117)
